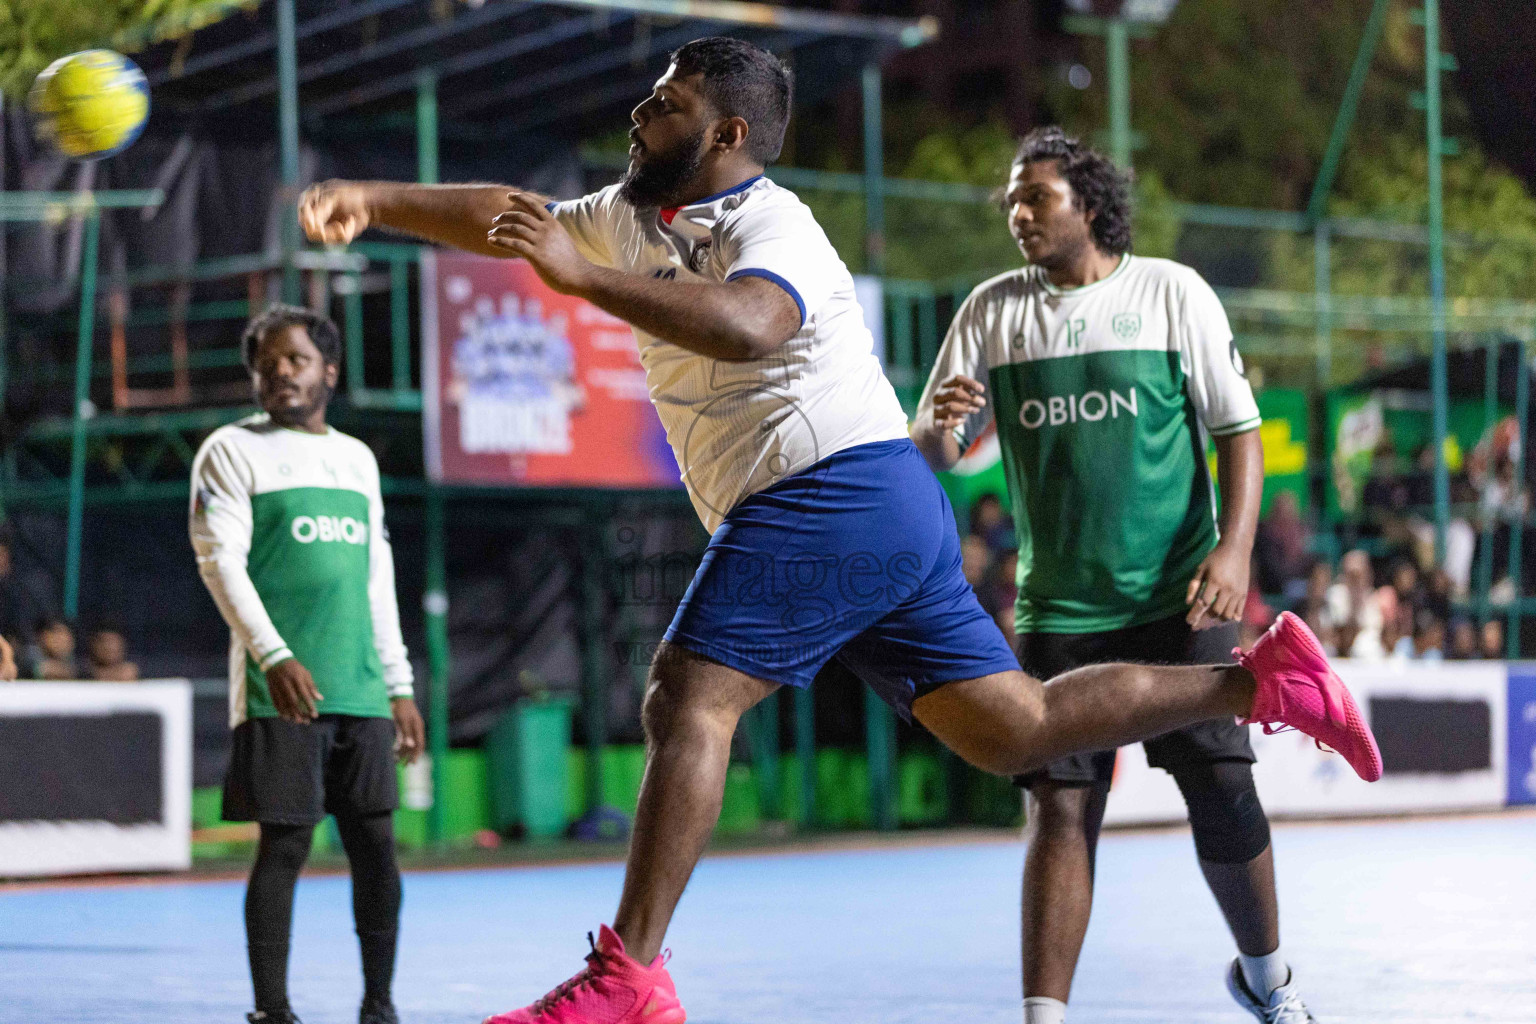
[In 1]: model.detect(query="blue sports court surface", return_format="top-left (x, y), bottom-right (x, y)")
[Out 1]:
top-left (3, 813), bottom-right (1533, 1024)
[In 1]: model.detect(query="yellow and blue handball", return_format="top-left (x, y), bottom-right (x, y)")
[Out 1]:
top-left (29, 50), bottom-right (150, 160)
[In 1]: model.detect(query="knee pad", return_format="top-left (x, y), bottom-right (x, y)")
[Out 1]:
top-left (1170, 760), bottom-right (1271, 864)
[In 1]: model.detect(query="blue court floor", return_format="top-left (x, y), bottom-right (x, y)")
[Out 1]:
top-left (2, 813), bottom-right (1534, 1024)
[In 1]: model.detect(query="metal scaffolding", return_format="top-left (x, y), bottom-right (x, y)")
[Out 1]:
top-left (2, 0), bottom-right (935, 841)
top-left (4, 0), bottom-right (1530, 844)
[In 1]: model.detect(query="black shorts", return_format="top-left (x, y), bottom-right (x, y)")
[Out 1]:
top-left (1013, 613), bottom-right (1255, 788)
top-left (222, 715), bottom-right (399, 825)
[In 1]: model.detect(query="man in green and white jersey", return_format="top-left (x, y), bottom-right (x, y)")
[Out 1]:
top-left (913, 129), bottom-right (1315, 1024)
top-left (191, 305), bottom-right (424, 1024)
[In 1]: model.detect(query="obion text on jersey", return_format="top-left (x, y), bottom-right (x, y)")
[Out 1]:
top-left (290, 515), bottom-right (369, 545)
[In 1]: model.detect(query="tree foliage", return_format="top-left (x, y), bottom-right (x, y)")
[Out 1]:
top-left (797, 114), bottom-right (1186, 283)
top-left (1048, 0), bottom-right (1536, 303)
top-left (1267, 137), bottom-right (1536, 301)
top-left (797, 0), bottom-right (1536, 303)
top-left (0, 0), bottom-right (247, 97)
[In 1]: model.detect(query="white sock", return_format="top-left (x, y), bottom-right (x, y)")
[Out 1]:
top-left (1023, 996), bottom-right (1067, 1024)
top-left (1238, 948), bottom-right (1290, 998)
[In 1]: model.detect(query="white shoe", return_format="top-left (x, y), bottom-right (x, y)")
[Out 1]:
top-left (1225, 959), bottom-right (1318, 1023)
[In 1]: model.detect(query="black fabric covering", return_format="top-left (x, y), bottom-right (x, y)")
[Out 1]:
top-left (0, 712), bottom-right (162, 823)
top-left (246, 822), bottom-right (314, 1014)
top-left (1170, 759), bottom-right (1273, 865)
top-left (337, 812), bottom-right (402, 1008)
top-left (1371, 696), bottom-right (1493, 774)
top-left (244, 812), bottom-right (400, 1014)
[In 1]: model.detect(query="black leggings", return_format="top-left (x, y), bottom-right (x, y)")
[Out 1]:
top-left (245, 813), bottom-right (401, 1013)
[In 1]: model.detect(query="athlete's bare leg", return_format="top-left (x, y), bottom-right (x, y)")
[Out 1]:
top-left (1018, 782), bottom-right (1282, 1001)
top-left (911, 663), bottom-right (1255, 777)
top-left (612, 653), bottom-right (1251, 964)
top-left (1201, 845), bottom-right (1281, 956)
top-left (1020, 780), bottom-right (1111, 1002)
top-left (612, 643), bottom-right (777, 963)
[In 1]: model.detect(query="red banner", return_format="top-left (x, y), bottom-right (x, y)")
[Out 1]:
top-left (422, 251), bottom-right (679, 489)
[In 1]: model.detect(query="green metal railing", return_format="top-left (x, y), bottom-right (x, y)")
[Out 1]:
top-left (7, 0), bottom-right (1531, 831)
top-left (9, 184), bottom-right (1536, 829)
top-left (0, 189), bottom-right (166, 615)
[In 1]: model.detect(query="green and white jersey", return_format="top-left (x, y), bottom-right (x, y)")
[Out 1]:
top-left (189, 414), bottom-right (413, 727)
top-left (917, 255), bottom-right (1260, 634)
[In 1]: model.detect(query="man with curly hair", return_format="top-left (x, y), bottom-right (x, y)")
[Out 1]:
top-left (913, 128), bottom-right (1316, 1024)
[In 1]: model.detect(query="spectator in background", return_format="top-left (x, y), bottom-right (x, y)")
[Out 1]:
top-left (1328, 550), bottom-right (1385, 659)
top-left (0, 526), bottom-right (53, 657)
top-left (1466, 418), bottom-right (1528, 605)
top-left (1297, 559), bottom-right (1339, 654)
top-left (1487, 457), bottom-right (1528, 606)
top-left (961, 534), bottom-right (991, 589)
top-left (1448, 617), bottom-right (1478, 660)
top-left (1403, 444), bottom-right (1476, 594)
top-left (1253, 492), bottom-right (1311, 602)
top-left (1387, 560), bottom-right (1422, 653)
top-left (1481, 618), bottom-right (1506, 660)
top-left (0, 527), bottom-right (15, 643)
top-left (1239, 573), bottom-right (1276, 650)
top-left (968, 492), bottom-right (1014, 552)
top-left (1424, 569), bottom-right (1454, 624)
top-left (0, 526), bottom-right (27, 655)
top-left (984, 549), bottom-right (1020, 650)
top-left (27, 616), bottom-right (79, 680)
top-left (0, 526), bottom-right (15, 680)
top-left (1361, 439), bottom-right (1408, 539)
top-left (1412, 611), bottom-right (1446, 661)
top-left (86, 625), bottom-right (139, 682)
top-left (1479, 452), bottom-right (1527, 528)
top-left (1375, 583), bottom-right (1406, 659)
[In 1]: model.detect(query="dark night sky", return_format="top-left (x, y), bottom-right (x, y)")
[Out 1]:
top-left (1444, 0), bottom-right (1536, 190)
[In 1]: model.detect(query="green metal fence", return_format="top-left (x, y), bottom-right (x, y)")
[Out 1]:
top-left (7, 146), bottom-right (1536, 835)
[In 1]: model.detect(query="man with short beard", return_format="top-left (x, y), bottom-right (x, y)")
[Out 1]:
top-left (190, 305), bottom-right (424, 1024)
top-left (300, 37), bottom-right (1379, 1024)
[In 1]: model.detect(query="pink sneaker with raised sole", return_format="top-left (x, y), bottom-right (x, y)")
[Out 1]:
top-left (483, 925), bottom-right (686, 1024)
top-left (1236, 611), bottom-right (1384, 782)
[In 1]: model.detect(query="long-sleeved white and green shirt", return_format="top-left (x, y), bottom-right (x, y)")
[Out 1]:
top-left (190, 414), bottom-right (413, 727)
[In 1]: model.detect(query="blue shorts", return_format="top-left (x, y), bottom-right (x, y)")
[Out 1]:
top-left (663, 438), bottom-right (1021, 719)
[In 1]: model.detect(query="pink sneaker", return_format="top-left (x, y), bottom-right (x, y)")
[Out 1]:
top-left (483, 925), bottom-right (686, 1024)
top-left (1236, 611), bottom-right (1383, 782)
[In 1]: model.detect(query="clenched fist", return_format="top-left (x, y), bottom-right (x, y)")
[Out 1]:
top-left (299, 180), bottom-right (373, 245)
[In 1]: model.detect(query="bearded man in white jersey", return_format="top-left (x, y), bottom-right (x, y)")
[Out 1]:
top-left (913, 128), bottom-right (1317, 1024)
top-left (299, 37), bottom-right (1380, 1024)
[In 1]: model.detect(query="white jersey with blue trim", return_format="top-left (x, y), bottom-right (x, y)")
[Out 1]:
top-left (549, 176), bottom-right (909, 533)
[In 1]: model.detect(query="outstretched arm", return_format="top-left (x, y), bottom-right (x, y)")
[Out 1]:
top-left (299, 179), bottom-right (544, 259)
top-left (488, 194), bottom-right (801, 361)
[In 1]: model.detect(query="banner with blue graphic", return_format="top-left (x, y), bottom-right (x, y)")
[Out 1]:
top-left (1506, 669), bottom-right (1536, 806)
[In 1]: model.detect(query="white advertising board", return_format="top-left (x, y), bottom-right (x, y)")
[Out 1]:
top-left (0, 681), bottom-right (192, 877)
top-left (1102, 662), bottom-right (1508, 827)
